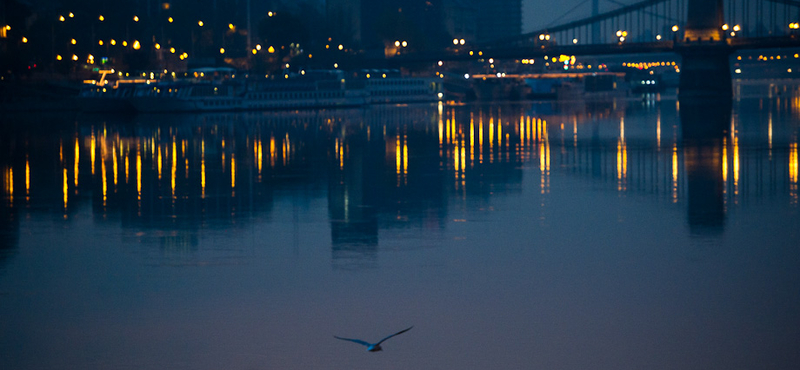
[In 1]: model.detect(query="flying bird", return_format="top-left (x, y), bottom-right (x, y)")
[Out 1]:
top-left (334, 326), bottom-right (413, 352)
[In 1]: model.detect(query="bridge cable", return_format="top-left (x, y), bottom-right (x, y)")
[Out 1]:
top-left (546, 0), bottom-right (592, 28)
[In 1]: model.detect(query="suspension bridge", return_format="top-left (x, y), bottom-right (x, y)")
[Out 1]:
top-left (399, 0), bottom-right (800, 99)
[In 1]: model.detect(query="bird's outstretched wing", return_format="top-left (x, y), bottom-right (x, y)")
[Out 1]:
top-left (375, 326), bottom-right (413, 346)
top-left (334, 336), bottom-right (372, 347)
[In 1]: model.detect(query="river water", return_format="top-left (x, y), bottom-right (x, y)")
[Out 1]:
top-left (1, 88), bottom-right (799, 369)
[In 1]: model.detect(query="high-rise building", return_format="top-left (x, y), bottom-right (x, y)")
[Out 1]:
top-left (473, 0), bottom-right (521, 42)
top-left (443, 0), bottom-right (478, 42)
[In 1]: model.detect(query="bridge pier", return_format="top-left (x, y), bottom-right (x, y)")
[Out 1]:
top-left (678, 43), bottom-right (733, 101)
top-left (678, 0), bottom-right (731, 102)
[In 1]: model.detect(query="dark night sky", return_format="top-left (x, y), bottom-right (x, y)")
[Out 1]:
top-left (24, 0), bottom-right (638, 33)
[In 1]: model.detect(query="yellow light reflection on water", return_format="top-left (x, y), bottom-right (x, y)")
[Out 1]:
top-left (497, 116), bottom-right (503, 149)
top-left (91, 132), bottom-right (96, 175)
top-left (617, 118), bottom-right (627, 192)
top-left (101, 148), bottom-right (107, 206)
top-left (257, 139), bottom-right (263, 176)
top-left (656, 113), bottom-right (662, 150)
top-left (157, 145), bottom-right (163, 180)
top-left (438, 116), bottom-right (444, 145)
top-left (201, 141), bottom-right (206, 199)
top-left (282, 134), bottom-right (290, 166)
top-left (768, 113), bottom-right (773, 158)
top-left (339, 142), bottom-right (345, 169)
top-left (672, 144), bottom-right (678, 203)
top-left (171, 140), bottom-right (177, 198)
top-left (396, 134), bottom-right (402, 179)
top-left (459, 138), bottom-right (466, 175)
top-left (25, 157), bottom-right (30, 198)
top-left (136, 146), bottom-right (142, 201)
top-left (270, 136), bottom-right (276, 168)
top-left (791, 142), bottom-right (798, 184)
top-left (733, 134), bottom-right (740, 200)
top-left (403, 135), bottom-right (408, 180)
top-left (222, 139), bottom-right (227, 172)
top-left (722, 137), bottom-right (728, 201)
top-left (489, 118), bottom-right (494, 163)
top-left (74, 138), bottom-right (80, 187)
top-left (454, 139), bottom-right (460, 182)
top-left (479, 114), bottom-right (484, 164)
top-left (112, 146), bottom-right (118, 186)
top-left (125, 150), bottom-right (130, 184)
top-left (231, 153), bottom-right (236, 190)
top-left (5, 167), bottom-right (13, 202)
top-left (469, 113), bottom-right (475, 164)
top-left (62, 168), bottom-right (68, 211)
top-left (790, 142), bottom-right (798, 205)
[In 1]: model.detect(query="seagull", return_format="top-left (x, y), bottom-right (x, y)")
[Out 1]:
top-left (334, 326), bottom-right (413, 352)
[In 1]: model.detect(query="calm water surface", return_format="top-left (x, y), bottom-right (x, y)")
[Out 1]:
top-left (1, 92), bottom-right (799, 369)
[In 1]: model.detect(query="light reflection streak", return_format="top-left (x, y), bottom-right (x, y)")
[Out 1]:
top-left (270, 136), bottom-right (276, 168)
top-left (469, 113), bottom-right (475, 164)
top-left (539, 120), bottom-right (550, 195)
top-left (339, 140), bottom-right (345, 169)
top-left (90, 132), bottom-right (96, 175)
top-left (768, 112), bottom-right (773, 159)
top-left (454, 139), bottom-right (460, 184)
top-left (396, 134), bottom-right (401, 181)
top-left (201, 140), bottom-right (206, 199)
top-left (62, 168), bottom-right (68, 211)
top-left (790, 142), bottom-right (798, 205)
top-left (450, 109), bottom-right (456, 143)
top-left (6, 167), bottom-right (13, 203)
top-left (497, 116), bottom-right (503, 151)
top-left (74, 138), bottom-right (79, 187)
top-left (438, 112), bottom-right (444, 145)
top-left (733, 133), bottom-right (740, 201)
top-left (479, 113), bottom-right (484, 164)
top-left (136, 145), bottom-right (142, 202)
top-left (672, 144), bottom-right (678, 203)
top-left (25, 157), bottom-right (30, 199)
top-left (573, 118), bottom-right (578, 148)
top-left (125, 151), bottom-right (130, 184)
top-left (460, 137), bottom-right (466, 178)
top-left (171, 139), bottom-right (177, 198)
top-left (617, 118), bottom-right (627, 192)
top-left (231, 153), bottom-right (236, 192)
top-left (157, 145), bottom-right (163, 180)
top-left (257, 139), bottom-right (263, 177)
top-left (656, 111), bottom-right (662, 150)
top-left (283, 133), bottom-right (290, 166)
top-left (112, 146), bottom-right (118, 186)
top-left (489, 117), bottom-right (494, 163)
top-left (403, 135), bottom-right (408, 183)
top-left (101, 146), bottom-right (107, 206)
top-left (722, 137), bottom-right (728, 204)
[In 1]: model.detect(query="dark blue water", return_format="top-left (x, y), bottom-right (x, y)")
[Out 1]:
top-left (1, 92), bottom-right (799, 369)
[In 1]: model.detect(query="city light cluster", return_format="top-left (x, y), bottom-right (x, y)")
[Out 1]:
top-left (623, 61), bottom-right (677, 70)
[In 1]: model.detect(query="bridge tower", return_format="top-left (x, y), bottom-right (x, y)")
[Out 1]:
top-left (684, 0), bottom-right (724, 42)
top-left (678, 0), bottom-right (732, 101)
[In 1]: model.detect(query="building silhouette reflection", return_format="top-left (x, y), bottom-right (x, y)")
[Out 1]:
top-left (681, 99), bottom-right (731, 235)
